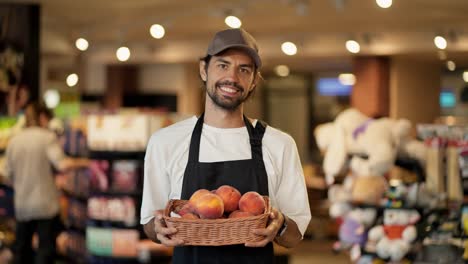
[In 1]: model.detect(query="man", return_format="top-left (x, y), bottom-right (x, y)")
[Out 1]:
top-left (141, 28), bottom-right (311, 263)
top-left (3, 102), bottom-right (89, 264)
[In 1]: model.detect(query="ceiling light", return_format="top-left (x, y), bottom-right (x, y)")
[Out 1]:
top-left (43, 89), bottom-right (60, 109)
top-left (446, 60), bottom-right (456, 71)
top-left (338, 73), bottom-right (356, 85)
top-left (345, 40), bottom-right (360, 53)
top-left (66, 73), bottom-right (79, 87)
top-left (463, 71), bottom-right (468, 83)
top-left (434, 36), bottom-right (447, 50)
top-left (275, 65), bottom-right (290, 77)
top-left (376, 0), bottom-right (392, 8)
top-left (75, 38), bottom-right (89, 51)
top-left (116, 46), bottom-right (131, 61)
top-left (281, 42), bottom-right (297, 56)
top-left (150, 24), bottom-right (165, 39)
top-left (225, 15), bottom-right (242, 28)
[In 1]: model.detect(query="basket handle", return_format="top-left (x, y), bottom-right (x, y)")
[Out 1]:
top-left (164, 199), bottom-right (176, 217)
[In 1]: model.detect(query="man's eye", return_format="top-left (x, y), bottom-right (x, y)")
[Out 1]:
top-left (240, 68), bottom-right (252, 74)
top-left (218, 64), bottom-right (228, 69)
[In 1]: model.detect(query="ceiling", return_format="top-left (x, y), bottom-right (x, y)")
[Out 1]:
top-left (7, 0), bottom-right (468, 72)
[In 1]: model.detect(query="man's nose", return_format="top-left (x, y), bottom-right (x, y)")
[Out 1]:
top-left (225, 67), bottom-right (240, 82)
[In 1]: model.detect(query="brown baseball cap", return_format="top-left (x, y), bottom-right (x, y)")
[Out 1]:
top-left (206, 28), bottom-right (262, 68)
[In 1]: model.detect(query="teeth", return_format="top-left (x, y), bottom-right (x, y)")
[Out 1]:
top-left (220, 86), bottom-right (237, 93)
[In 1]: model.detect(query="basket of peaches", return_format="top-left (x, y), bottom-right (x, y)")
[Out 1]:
top-left (163, 185), bottom-right (271, 246)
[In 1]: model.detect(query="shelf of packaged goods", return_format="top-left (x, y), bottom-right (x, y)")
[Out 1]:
top-left (89, 190), bottom-right (142, 198)
top-left (88, 254), bottom-right (140, 263)
top-left (88, 151), bottom-right (145, 160)
top-left (86, 218), bottom-right (140, 229)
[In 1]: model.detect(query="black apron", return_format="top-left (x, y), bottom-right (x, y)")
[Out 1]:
top-left (172, 113), bottom-right (274, 264)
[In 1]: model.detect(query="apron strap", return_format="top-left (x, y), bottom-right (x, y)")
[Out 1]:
top-left (247, 117), bottom-right (267, 162)
top-left (187, 113), bottom-right (205, 163)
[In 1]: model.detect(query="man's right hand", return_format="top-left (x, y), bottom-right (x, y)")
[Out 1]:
top-left (151, 210), bottom-right (185, 247)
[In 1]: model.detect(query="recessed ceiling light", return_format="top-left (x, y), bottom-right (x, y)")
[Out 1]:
top-left (116, 46), bottom-right (131, 61)
top-left (225, 15), bottom-right (242, 28)
top-left (446, 60), bottom-right (456, 71)
top-left (75, 38), bottom-right (89, 51)
top-left (43, 89), bottom-right (60, 109)
top-left (275, 65), bottom-right (290, 77)
top-left (281, 42), bottom-right (297, 56)
top-left (376, 0), bottom-right (392, 8)
top-left (66, 73), bottom-right (78, 87)
top-left (345, 40), bottom-right (360, 53)
top-left (463, 71), bottom-right (468, 83)
top-left (150, 24), bottom-right (165, 39)
top-left (434, 36), bottom-right (447, 50)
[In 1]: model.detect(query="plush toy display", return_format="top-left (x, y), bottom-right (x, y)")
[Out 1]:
top-left (367, 208), bottom-right (420, 262)
top-left (314, 108), bottom-right (427, 185)
top-left (333, 207), bottom-right (377, 251)
top-left (328, 175), bottom-right (387, 218)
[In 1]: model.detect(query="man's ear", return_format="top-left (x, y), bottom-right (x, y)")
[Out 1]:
top-left (199, 61), bottom-right (207, 81)
top-left (249, 73), bottom-right (259, 91)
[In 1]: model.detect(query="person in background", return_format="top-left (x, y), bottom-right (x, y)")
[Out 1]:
top-left (141, 28), bottom-right (311, 263)
top-left (2, 102), bottom-right (90, 264)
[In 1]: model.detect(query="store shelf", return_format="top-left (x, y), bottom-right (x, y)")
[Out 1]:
top-left (88, 151), bottom-right (145, 160)
top-left (87, 218), bottom-right (139, 229)
top-left (88, 255), bottom-right (140, 264)
top-left (64, 224), bottom-right (86, 234)
top-left (89, 190), bottom-right (142, 197)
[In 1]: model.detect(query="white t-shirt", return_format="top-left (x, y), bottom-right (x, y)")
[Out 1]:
top-left (140, 116), bottom-right (311, 235)
top-left (5, 127), bottom-right (65, 221)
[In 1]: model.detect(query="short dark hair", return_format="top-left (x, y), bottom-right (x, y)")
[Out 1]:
top-left (25, 101), bottom-right (53, 126)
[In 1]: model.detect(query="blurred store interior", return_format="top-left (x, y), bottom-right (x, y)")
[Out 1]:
top-left (1, 0), bottom-right (468, 263)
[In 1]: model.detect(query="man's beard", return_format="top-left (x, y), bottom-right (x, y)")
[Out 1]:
top-left (207, 80), bottom-right (250, 111)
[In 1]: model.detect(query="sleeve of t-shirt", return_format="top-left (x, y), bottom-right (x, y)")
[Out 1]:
top-left (273, 134), bottom-right (312, 237)
top-left (46, 133), bottom-right (65, 170)
top-left (140, 133), bottom-right (170, 225)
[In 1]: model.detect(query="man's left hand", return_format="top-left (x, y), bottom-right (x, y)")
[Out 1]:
top-left (244, 208), bottom-right (284, 247)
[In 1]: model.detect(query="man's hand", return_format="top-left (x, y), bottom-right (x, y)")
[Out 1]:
top-left (144, 210), bottom-right (185, 247)
top-left (244, 208), bottom-right (284, 247)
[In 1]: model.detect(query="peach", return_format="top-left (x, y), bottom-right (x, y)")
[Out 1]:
top-left (182, 213), bottom-right (200, 219)
top-left (177, 203), bottom-right (194, 216)
top-left (193, 193), bottom-right (224, 219)
top-left (215, 185), bottom-right (241, 213)
top-left (238, 191), bottom-right (266, 216)
top-left (189, 189), bottom-right (211, 204)
top-left (228, 210), bottom-right (254, 218)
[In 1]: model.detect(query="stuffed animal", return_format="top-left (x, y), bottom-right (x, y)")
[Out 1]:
top-left (333, 207), bottom-right (377, 251)
top-left (314, 108), bottom-right (427, 185)
top-left (328, 173), bottom-right (387, 218)
top-left (367, 208), bottom-right (420, 262)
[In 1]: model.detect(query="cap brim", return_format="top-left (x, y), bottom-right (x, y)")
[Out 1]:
top-left (208, 44), bottom-right (262, 68)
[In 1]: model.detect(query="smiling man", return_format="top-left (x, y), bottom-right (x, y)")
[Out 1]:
top-left (141, 28), bottom-right (311, 264)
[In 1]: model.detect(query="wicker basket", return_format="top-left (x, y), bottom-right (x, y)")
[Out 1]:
top-left (163, 196), bottom-right (271, 246)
